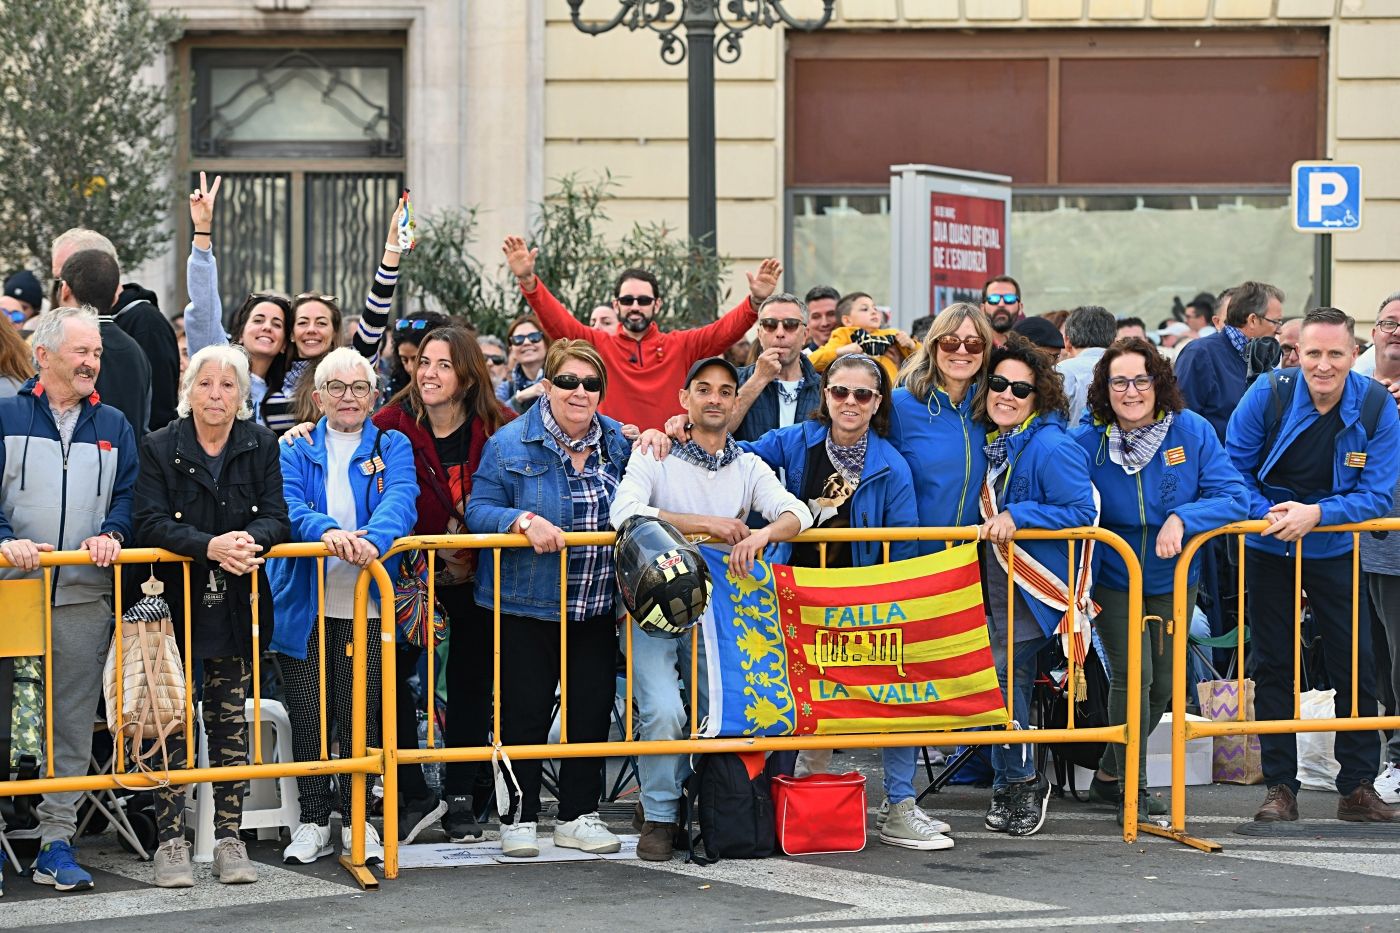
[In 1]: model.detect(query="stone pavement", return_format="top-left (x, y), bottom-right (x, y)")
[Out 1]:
top-left (6, 748), bottom-right (1399, 933)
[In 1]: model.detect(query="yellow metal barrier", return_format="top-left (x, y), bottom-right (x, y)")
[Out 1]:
top-left (1155, 519), bottom-right (1400, 852)
top-left (0, 544), bottom-right (392, 890)
top-left (369, 526), bottom-right (1146, 879)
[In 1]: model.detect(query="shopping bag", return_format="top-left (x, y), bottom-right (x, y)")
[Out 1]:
top-left (1196, 678), bottom-right (1263, 785)
top-left (1296, 688), bottom-right (1340, 792)
top-left (770, 771), bottom-right (867, 856)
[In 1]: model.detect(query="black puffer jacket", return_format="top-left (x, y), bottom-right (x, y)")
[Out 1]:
top-left (133, 416), bottom-right (290, 659)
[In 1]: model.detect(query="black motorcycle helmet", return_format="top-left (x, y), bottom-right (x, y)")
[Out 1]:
top-left (614, 515), bottom-right (711, 639)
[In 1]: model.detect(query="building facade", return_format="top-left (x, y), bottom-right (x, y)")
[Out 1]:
top-left (143, 0), bottom-right (1397, 326)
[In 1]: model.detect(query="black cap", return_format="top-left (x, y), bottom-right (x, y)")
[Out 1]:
top-left (683, 356), bottom-right (740, 388)
top-left (1012, 316), bottom-right (1065, 350)
top-left (3, 270), bottom-right (41, 310)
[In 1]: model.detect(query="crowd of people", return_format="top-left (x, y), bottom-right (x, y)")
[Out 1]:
top-left (1, 174), bottom-right (1399, 896)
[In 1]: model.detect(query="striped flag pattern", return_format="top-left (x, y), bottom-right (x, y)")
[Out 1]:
top-left (700, 543), bottom-right (1008, 738)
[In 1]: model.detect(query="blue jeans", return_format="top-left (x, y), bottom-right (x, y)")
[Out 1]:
top-left (989, 633), bottom-right (1053, 788)
top-left (882, 746), bottom-right (918, 802)
top-left (624, 616), bottom-right (710, 824)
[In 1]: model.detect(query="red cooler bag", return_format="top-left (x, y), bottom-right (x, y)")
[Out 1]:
top-left (770, 771), bottom-right (868, 855)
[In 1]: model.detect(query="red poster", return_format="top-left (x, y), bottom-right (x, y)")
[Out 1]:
top-left (929, 194), bottom-right (1006, 312)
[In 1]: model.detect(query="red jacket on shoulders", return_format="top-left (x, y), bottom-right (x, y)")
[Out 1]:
top-left (521, 279), bottom-right (758, 431)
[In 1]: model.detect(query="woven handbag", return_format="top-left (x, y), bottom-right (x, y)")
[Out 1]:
top-left (102, 593), bottom-right (186, 777)
top-left (394, 549), bottom-right (449, 647)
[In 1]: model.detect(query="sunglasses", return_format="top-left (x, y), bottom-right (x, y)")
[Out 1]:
top-left (615, 295), bottom-right (656, 308)
top-left (395, 319), bottom-right (431, 331)
top-left (550, 373), bottom-right (603, 393)
top-left (485, 355), bottom-right (506, 366)
top-left (510, 331), bottom-right (545, 346)
top-left (935, 335), bottom-right (987, 354)
top-left (294, 291), bottom-right (338, 305)
top-left (1108, 375), bottom-right (1154, 394)
top-left (987, 374), bottom-right (1035, 399)
top-left (6, 309), bottom-right (25, 324)
top-left (322, 379), bottom-right (373, 399)
top-left (984, 294), bottom-right (1019, 306)
top-left (758, 318), bottom-right (804, 333)
top-left (826, 385), bottom-right (879, 403)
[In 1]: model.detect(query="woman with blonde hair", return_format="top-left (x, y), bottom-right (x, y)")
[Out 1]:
top-left (889, 302), bottom-right (997, 550)
top-left (0, 316), bottom-right (35, 397)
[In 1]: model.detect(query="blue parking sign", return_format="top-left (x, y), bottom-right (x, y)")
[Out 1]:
top-left (1292, 162), bottom-right (1362, 232)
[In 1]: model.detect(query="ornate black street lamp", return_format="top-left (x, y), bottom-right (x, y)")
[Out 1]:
top-left (567, 0), bottom-right (835, 251)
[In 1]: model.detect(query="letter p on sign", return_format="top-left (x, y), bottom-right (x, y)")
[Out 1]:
top-left (1292, 162), bottom-right (1363, 233)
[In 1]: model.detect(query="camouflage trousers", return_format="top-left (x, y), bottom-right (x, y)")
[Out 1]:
top-left (154, 654), bottom-right (250, 842)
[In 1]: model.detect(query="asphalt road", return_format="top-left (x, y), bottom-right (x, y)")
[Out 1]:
top-left (6, 749), bottom-right (1399, 933)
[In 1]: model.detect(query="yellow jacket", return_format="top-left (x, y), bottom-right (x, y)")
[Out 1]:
top-left (808, 325), bottom-right (907, 385)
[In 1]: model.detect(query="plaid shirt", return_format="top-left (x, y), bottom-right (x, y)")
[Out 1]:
top-left (542, 428), bottom-right (621, 622)
top-left (1222, 325), bottom-right (1249, 360)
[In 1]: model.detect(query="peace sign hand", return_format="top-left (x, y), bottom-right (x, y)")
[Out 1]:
top-left (190, 171), bottom-right (222, 229)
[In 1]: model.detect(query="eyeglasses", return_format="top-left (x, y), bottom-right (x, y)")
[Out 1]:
top-left (485, 355), bottom-right (506, 366)
top-left (758, 318), bottom-right (804, 333)
top-left (984, 294), bottom-right (1019, 306)
top-left (322, 379), bottom-right (373, 399)
top-left (294, 291), bottom-right (338, 305)
top-left (826, 385), bottom-right (879, 403)
top-left (1261, 315), bottom-right (1284, 330)
top-left (935, 335), bottom-right (987, 354)
top-left (1376, 320), bottom-right (1400, 334)
top-left (550, 373), bottom-right (604, 393)
top-left (615, 295), bottom-right (656, 308)
top-left (510, 331), bottom-right (545, 346)
top-left (987, 374), bottom-right (1035, 399)
top-left (1279, 344), bottom-right (1298, 358)
top-left (1107, 375), bottom-right (1154, 394)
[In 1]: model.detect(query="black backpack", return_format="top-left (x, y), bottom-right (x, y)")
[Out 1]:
top-left (683, 752), bottom-right (776, 865)
top-left (1042, 648), bottom-right (1112, 800)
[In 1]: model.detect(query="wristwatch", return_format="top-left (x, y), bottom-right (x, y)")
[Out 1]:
top-left (103, 531), bottom-right (125, 544)
top-left (517, 512), bottom-right (535, 532)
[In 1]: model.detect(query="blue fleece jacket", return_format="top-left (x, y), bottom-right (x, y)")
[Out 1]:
top-left (989, 414), bottom-right (1098, 640)
top-left (1071, 409), bottom-right (1250, 595)
top-left (888, 384), bottom-right (986, 554)
top-left (739, 421), bottom-right (918, 567)
top-left (0, 378), bottom-right (138, 605)
top-left (1174, 331), bottom-right (1246, 442)
top-left (269, 420), bottom-right (419, 658)
top-left (1226, 368), bottom-right (1399, 559)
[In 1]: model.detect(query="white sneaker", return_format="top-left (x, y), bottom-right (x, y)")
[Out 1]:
top-left (284, 823), bottom-right (333, 864)
top-left (342, 823), bottom-right (385, 864)
top-left (1376, 762), bottom-right (1400, 805)
top-left (554, 812), bottom-right (621, 854)
top-left (876, 797), bottom-right (950, 834)
top-left (879, 798), bottom-right (954, 850)
top-left (500, 821), bottom-right (539, 858)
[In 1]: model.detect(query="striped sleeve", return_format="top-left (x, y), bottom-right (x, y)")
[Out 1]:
top-left (352, 262), bottom-right (398, 364)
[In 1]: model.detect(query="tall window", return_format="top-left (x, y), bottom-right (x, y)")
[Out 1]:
top-left (180, 42), bottom-right (406, 320)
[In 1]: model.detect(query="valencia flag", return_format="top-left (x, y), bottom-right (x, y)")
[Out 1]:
top-left (699, 543), bottom-right (1008, 738)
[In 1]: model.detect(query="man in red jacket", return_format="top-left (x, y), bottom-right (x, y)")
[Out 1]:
top-left (502, 235), bottom-right (781, 430)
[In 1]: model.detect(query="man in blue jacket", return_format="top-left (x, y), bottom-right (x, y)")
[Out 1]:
top-left (1177, 280), bottom-right (1284, 442)
top-left (729, 293), bottom-right (822, 442)
top-left (1226, 307), bottom-right (1400, 823)
top-left (0, 306), bottom-right (138, 892)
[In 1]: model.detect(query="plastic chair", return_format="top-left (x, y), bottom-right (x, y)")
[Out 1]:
top-left (188, 698), bottom-right (301, 863)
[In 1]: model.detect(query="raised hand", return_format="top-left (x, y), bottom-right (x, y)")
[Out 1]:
top-left (746, 258), bottom-right (783, 304)
top-left (386, 195), bottom-right (407, 250)
top-left (502, 235), bottom-right (539, 286)
top-left (189, 171), bottom-right (221, 230)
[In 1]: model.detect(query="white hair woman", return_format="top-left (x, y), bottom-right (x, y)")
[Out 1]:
top-left (270, 348), bottom-right (418, 865)
top-left (132, 344), bottom-right (291, 888)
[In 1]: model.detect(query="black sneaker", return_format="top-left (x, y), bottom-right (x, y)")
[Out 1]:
top-left (1007, 774), bottom-right (1050, 837)
top-left (984, 786), bottom-right (1012, 833)
top-left (1088, 773), bottom-right (1122, 806)
top-left (443, 795), bottom-right (483, 842)
top-left (399, 793), bottom-right (448, 843)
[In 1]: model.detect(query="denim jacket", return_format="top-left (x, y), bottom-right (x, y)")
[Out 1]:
top-left (466, 402), bottom-right (632, 618)
top-left (733, 355), bottom-right (822, 443)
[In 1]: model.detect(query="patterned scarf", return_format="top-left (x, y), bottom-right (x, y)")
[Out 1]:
top-left (510, 363), bottom-right (544, 396)
top-left (983, 413), bottom-right (1037, 472)
top-left (1107, 412), bottom-right (1175, 475)
top-left (539, 398), bottom-right (602, 454)
top-left (673, 435), bottom-right (743, 473)
top-left (825, 430), bottom-right (868, 487)
top-left (1222, 325), bottom-right (1249, 360)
